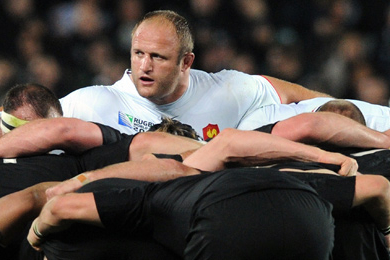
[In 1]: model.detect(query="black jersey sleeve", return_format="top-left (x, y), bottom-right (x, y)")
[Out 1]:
top-left (286, 172), bottom-right (355, 216)
top-left (77, 135), bottom-right (135, 171)
top-left (92, 179), bottom-right (151, 234)
top-left (253, 122), bottom-right (278, 133)
top-left (93, 122), bottom-right (134, 144)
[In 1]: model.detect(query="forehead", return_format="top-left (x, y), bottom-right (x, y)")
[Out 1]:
top-left (12, 105), bottom-right (41, 121)
top-left (132, 18), bottom-right (180, 53)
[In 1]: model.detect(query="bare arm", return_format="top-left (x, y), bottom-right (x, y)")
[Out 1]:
top-left (46, 157), bottom-right (200, 199)
top-left (0, 118), bottom-right (103, 157)
top-left (183, 128), bottom-right (358, 176)
top-left (27, 192), bottom-right (100, 251)
top-left (0, 115), bottom-right (202, 159)
top-left (271, 112), bottom-right (390, 148)
top-left (265, 76), bottom-right (332, 104)
top-left (0, 182), bottom-right (58, 247)
top-left (45, 131), bottom-right (203, 199)
top-left (4, 152), bottom-right (199, 245)
top-left (86, 157), bottom-right (200, 182)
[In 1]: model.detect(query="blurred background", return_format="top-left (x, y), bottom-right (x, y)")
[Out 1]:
top-left (0, 0), bottom-right (389, 106)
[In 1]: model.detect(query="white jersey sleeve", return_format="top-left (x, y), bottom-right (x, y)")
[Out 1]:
top-left (60, 71), bottom-right (168, 134)
top-left (60, 86), bottom-right (108, 122)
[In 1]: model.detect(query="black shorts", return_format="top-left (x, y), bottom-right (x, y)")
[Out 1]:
top-left (185, 189), bottom-right (334, 260)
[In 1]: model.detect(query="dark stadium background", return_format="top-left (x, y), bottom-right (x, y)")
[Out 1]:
top-left (0, 0), bottom-right (389, 105)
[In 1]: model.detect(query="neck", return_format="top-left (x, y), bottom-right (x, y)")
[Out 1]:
top-left (153, 81), bottom-right (189, 105)
top-left (164, 70), bottom-right (190, 104)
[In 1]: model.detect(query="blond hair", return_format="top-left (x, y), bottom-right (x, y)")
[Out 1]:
top-left (132, 10), bottom-right (194, 60)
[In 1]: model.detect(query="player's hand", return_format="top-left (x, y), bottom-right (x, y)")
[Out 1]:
top-left (46, 174), bottom-right (87, 200)
top-left (338, 157), bottom-right (358, 176)
top-left (322, 152), bottom-right (358, 176)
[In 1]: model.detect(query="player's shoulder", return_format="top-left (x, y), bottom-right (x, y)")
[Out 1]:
top-left (64, 83), bottom-right (125, 98)
top-left (190, 69), bottom-right (256, 86)
top-left (61, 70), bottom-right (132, 99)
top-left (59, 86), bottom-right (112, 104)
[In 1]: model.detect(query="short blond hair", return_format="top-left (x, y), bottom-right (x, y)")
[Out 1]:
top-left (132, 10), bottom-right (194, 59)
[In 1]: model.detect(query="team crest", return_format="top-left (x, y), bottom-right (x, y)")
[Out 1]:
top-left (202, 124), bottom-right (220, 140)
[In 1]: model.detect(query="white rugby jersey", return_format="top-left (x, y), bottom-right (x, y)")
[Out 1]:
top-left (60, 69), bottom-right (282, 140)
top-left (244, 97), bottom-right (390, 132)
top-left (347, 99), bottom-right (390, 131)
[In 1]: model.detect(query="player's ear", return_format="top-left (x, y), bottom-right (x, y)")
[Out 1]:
top-left (181, 52), bottom-right (195, 71)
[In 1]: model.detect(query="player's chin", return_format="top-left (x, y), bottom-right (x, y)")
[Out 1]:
top-left (137, 87), bottom-right (158, 100)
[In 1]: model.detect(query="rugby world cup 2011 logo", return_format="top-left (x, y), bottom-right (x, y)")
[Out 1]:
top-left (118, 111), bottom-right (134, 128)
top-left (118, 111), bottom-right (155, 132)
top-left (202, 124), bottom-right (220, 141)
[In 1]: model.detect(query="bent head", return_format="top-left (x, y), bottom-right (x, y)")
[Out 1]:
top-left (148, 117), bottom-right (202, 141)
top-left (1, 83), bottom-right (63, 134)
top-left (316, 99), bottom-right (366, 126)
top-left (130, 10), bottom-right (195, 105)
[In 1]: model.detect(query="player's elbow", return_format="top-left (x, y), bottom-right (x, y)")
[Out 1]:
top-left (49, 118), bottom-right (75, 144)
top-left (216, 128), bottom-right (236, 141)
top-left (212, 128), bottom-right (237, 160)
top-left (129, 132), bottom-right (164, 160)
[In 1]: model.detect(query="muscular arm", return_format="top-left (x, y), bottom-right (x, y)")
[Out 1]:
top-left (265, 76), bottom-right (332, 104)
top-left (271, 112), bottom-right (390, 148)
top-left (183, 128), bottom-right (357, 176)
top-left (86, 157), bottom-right (199, 182)
top-left (0, 118), bottom-right (103, 157)
top-left (46, 157), bottom-right (200, 199)
top-left (0, 182), bottom-right (58, 247)
top-left (27, 192), bottom-right (100, 251)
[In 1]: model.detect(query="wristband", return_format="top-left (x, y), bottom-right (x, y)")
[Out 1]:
top-left (380, 226), bottom-right (390, 236)
top-left (32, 219), bottom-right (44, 240)
top-left (74, 173), bottom-right (90, 185)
